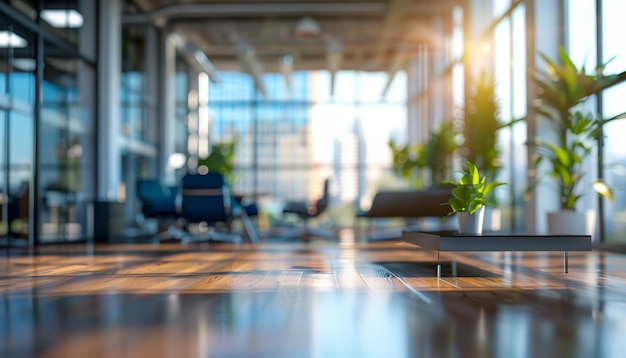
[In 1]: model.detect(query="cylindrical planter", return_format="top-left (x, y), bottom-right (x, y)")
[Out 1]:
top-left (483, 207), bottom-right (502, 232)
top-left (547, 210), bottom-right (595, 236)
top-left (457, 206), bottom-right (485, 234)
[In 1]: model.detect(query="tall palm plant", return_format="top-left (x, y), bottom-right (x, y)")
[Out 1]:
top-left (532, 47), bottom-right (626, 210)
top-left (464, 71), bottom-right (502, 183)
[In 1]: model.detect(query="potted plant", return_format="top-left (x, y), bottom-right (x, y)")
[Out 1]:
top-left (197, 141), bottom-right (237, 185)
top-left (419, 121), bottom-right (459, 186)
top-left (444, 161), bottom-right (506, 234)
top-left (463, 71), bottom-right (511, 230)
top-left (531, 47), bottom-right (626, 233)
top-left (388, 121), bottom-right (459, 188)
top-left (463, 71), bottom-right (503, 182)
top-left (388, 140), bottom-right (423, 189)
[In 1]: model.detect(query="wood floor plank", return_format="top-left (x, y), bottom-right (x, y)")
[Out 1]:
top-left (360, 276), bottom-right (410, 292)
top-left (300, 273), bottom-right (337, 289)
top-left (263, 270), bottom-right (303, 289)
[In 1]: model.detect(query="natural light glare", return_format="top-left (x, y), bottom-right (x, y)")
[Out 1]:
top-left (13, 58), bottom-right (36, 71)
top-left (168, 153), bottom-right (187, 170)
top-left (481, 41), bottom-right (492, 54)
top-left (41, 9), bottom-right (84, 28)
top-left (568, 0), bottom-right (596, 69)
top-left (198, 72), bottom-right (209, 103)
top-left (0, 31), bottom-right (27, 47)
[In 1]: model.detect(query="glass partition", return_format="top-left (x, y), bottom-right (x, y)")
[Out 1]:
top-left (38, 42), bottom-right (95, 243)
top-left (0, 17), bottom-right (35, 245)
top-left (0, 3), bottom-right (96, 245)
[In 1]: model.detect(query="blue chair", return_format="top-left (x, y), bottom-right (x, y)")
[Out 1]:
top-left (178, 172), bottom-right (259, 244)
top-left (136, 179), bottom-right (179, 240)
top-left (136, 179), bottom-right (178, 219)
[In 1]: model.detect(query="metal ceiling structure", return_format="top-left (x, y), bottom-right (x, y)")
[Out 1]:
top-left (124, 0), bottom-right (461, 93)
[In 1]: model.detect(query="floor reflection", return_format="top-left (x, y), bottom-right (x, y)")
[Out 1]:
top-left (2, 242), bottom-right (626, 357)
top-left (2, 288), bottom-right (626, 357)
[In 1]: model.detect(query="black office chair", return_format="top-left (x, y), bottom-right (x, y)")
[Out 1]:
top-left (281, 178), bottom-right (332, 239)
top-left (178, 172), bottom-right (259, 244)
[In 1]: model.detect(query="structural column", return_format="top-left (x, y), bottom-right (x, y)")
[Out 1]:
top-left (160, 34), bottom-right (177, 185)
top-left (97, 0), bottom-right (122, 200)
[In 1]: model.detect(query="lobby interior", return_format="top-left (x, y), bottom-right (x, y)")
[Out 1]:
top-left (2, 0), bottom-right (626, 357)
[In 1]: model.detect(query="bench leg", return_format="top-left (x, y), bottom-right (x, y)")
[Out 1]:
top-left (451, 258), bottom-right (457, 277)
top-left (437, 251), bottom-right (441, 278)
top-left (564, 250), bottom-right (568, 273)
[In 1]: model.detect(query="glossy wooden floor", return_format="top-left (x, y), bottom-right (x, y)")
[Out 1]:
top-left (2, 230), bottom-right (626, 358)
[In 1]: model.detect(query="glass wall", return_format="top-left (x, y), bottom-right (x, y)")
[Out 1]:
top-left (0, 18), bottom-right (35, 244)
top-left (38, 42), bottom-right (95, 243)
top-left (547, 0), bottom-right (626, 244)
top-left (205, 70), bottom-right (407, 228)
top-left (120, 1), bottom-right (163, 231)
top-left (476, 0), bottom-right (626, 238)
top-left (0, 1), bottom-right (96, 245)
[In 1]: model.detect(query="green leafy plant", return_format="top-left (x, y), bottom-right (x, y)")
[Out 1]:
top-left (531, 47), bottom-right (626, 210)
top-left (420, 121), bottom-right (459, 186)
top-left (464, 71), bottom-right (503, 182)
top-left (388, 121), bottom-right (459, 188)
top-left (388, 140), bottom-right (423, 189)
top-left (444, 161), bottom-right (506, 216)
top-left (197, 141), bottom-right (237, 184)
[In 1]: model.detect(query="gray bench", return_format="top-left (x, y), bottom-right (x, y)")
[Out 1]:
top-left (356, 188), bottom-right (453, 239)
top-left (357, 188), bottom-right (452, 219)
top-left (402, 230), bottom-right (592, 277)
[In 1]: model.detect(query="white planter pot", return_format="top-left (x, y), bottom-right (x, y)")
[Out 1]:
top-left (483, 207), bottom-right (502, 232)
top-left (547, 210), bottom-right (595, 236)
top-left (457, 206), bottom-right (485, 234)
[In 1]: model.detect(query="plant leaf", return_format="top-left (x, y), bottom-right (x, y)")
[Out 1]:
top-left (592, 181), bottom-right (614, 201)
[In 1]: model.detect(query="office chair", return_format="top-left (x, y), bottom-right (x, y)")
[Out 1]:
top-left (178, 172), bottom-right (259, 244)
top-left (281, 178), bottom-right (332, 239)
top-left (136, 179), bottom-right (180, 240)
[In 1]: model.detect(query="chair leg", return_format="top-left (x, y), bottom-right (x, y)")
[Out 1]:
top-left (239, 211), bottom-right (260, 244)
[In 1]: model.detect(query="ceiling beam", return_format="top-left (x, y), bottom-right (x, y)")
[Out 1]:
top-left (381, 50), bottom-right (408, 98)
top-left (326, 38), bottom-right (342, 96)
top-left (374, 0), bottom-right (412, 64)
top-left (280, 54), bottom-right (294, 88)
top-left (123, 2), bottom-right (387, 24)
top-left (167, 31), bottom-right (220, 83)
top-left (234, 39), bottom-right (267, 97)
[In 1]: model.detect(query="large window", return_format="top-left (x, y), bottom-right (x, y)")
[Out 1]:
top-left (601, 0), bottom-right (626, 244)
top-left (559, 0), bottom-right (626, 244)
top-left (489, 0), bottom-right (527, 231)
top-left (206, 70), bottom-right (407, 227)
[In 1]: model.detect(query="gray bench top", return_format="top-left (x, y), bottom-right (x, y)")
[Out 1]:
top-left (402, 230), bottom-right (592, 252)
